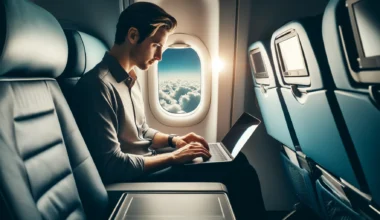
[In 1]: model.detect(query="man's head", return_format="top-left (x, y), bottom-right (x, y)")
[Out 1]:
top-left (114, 2), bottom-right (177, 70)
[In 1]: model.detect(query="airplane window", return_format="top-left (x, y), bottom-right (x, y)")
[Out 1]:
top-left (147, 33), bottom-right (211, 126)
top-left (158, 48), bottom-right (202, 114)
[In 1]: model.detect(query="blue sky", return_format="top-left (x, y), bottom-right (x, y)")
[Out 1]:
top-left (158, 48), bottom-right (201, 82)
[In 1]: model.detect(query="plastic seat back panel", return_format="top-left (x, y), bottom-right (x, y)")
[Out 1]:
top-left (335, 91), bottom-right (380, 203)
top-left (255, 87), bottom-right (295, 150)
top-left (281, 88), bottom-right (359, 188)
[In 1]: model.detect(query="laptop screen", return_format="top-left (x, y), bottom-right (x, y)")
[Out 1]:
top-left (221, 113), bottom-right (260, 157)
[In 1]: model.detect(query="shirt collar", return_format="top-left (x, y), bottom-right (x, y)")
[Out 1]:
top-left (102, 52), bottom-right (136, 87)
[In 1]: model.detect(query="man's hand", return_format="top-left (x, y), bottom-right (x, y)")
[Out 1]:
top-left (144, 142), bottom-right (211, 172)
top-left (170, 142), bottom-right (211, 164)
top-left (174, 132), bottom-right (209, 150)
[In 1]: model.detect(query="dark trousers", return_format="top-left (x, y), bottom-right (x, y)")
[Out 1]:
top-left (137, 153), bottom-right (267, 220)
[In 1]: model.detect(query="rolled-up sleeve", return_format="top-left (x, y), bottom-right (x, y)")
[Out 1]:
top-left (142, 126), bottom-right (158, 140)
top-left (74, 78), bottom-right (144, 184)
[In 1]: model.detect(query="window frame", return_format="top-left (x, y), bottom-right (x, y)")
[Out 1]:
top-left (147, 33), bottom-right (211, 127)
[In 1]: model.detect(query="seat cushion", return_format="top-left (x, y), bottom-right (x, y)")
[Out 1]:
top-left (0, 79), bottom-right (109, 219)
top-left (0, 79), bottom-right (85, 219)
top-left (0, 0), bottom-right (108, 218)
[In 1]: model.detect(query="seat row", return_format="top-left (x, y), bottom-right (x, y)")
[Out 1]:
top-left (248, 0), bottom-right (380, 219)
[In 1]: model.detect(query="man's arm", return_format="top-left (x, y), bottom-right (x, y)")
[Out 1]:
top-left (144, 142), bottom-right (211, 173)
top-left (149, 132), bottom-right (172, 149)
top-left (74, 79), bottom-right (146, 183)
top-left (150, 132), bottom-right (210, 150)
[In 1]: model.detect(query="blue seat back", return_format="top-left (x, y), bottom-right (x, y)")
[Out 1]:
top-left (248, 41), bottom-right (322, 214)
top-left (270, 16), bottom-right (363, 191)
top-left (248, 41), bottom-right (297, 150)
top-left (323, 0), bottom-right (380, 205)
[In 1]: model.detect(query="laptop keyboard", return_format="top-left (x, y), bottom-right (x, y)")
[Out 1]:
top-left (209, 143), bottom-right (229, 161)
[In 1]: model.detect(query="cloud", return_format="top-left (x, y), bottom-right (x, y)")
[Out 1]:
top-left (159, 99), bottom-right (184, 114)
top-left (158, 79), bottom-right (201, 113)
top-left (189, 85), bottom-right (198, 91)
top-left (165, 104), bottom-right (184, 114)
top-left (159, 90), bottom-right (177, 104)
top-left (172, 86), bottom-right (192, 100)
top-left (179, 91), bottom-right (201, 112)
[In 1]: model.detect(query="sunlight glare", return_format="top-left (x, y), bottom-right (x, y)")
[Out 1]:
top-left (212, 57), bottom-right (225, 74)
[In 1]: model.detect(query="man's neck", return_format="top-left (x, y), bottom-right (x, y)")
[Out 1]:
top-left (109, 45), bottom-right (134, 74)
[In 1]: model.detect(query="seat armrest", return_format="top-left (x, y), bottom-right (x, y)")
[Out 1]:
top-left (109, 191), bottom-right (235, 220)
top-left (105, 182), bottom-right (228, 216)
top-left (106, 182), bottom-right (228, 193)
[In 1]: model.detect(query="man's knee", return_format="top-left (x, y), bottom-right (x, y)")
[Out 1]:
top-left (233, 152), bottom-right (250, 167)
top-left (231, 153), bottom-right (260, 181)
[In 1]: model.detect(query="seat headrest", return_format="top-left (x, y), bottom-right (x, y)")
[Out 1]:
top-left (0, 0), bottom-right (67, 78)
top-left (61, 30), bottom-right (109, 78)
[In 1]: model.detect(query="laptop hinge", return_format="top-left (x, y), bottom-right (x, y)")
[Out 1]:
top-left (220, 143), bottom-right (234, 159)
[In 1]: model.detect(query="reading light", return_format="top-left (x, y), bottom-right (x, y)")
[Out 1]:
top-left (212, 57), bottom-right (225, 73)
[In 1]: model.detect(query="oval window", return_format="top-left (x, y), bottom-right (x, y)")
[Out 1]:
top-left (158, 48), bottom-right (202, 114)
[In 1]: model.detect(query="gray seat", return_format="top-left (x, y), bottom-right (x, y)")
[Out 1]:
top-left (0, 0), bottom-right (108, 218)
top-left (58, 29), bottom-right (108, 107)
top-left (323, 0), bottom-right (380, 216)
top-left (0, 0), bottom-right (228, 219)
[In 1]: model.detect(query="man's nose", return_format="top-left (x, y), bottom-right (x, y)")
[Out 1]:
top-left (154, 51), bottom-right (162, 61)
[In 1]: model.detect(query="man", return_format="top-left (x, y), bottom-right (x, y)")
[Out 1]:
top-left (73, 2), bottom-right (265, 219)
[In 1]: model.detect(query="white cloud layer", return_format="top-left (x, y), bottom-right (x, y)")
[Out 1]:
top-left (159, 79), bottom-right (201, 114)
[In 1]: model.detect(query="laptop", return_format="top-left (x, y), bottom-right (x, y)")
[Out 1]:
top-left (186, 112), bottom-right (261, 165)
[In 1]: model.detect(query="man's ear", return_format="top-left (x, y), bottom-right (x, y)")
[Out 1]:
top-left (127, 27), bottom-right (139, 44)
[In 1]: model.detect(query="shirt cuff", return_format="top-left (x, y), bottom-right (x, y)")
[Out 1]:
top-left (143, 128), bottom-right (159, 140)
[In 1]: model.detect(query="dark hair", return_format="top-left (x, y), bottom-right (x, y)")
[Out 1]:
top-left (114, 2), bottom-right (177, 45)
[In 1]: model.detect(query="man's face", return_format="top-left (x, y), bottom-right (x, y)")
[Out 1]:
top-left (132, 27), bottom-right (169, 71)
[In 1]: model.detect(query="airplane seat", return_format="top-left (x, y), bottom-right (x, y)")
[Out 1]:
top-left (58, 29), bottom-right (108, 107)
top-left (248, 40), bottom-right (297, 150)
top-left (270, 15), bottom-right (369, 218)
top-left (323, 0), bottom-right (380, 217)
top-left (248, 41), bottom-right (320, 215)
top-left (0, 1), bottom-right (232, 220)
top-left (0, 0), bottom-right (108, 219)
